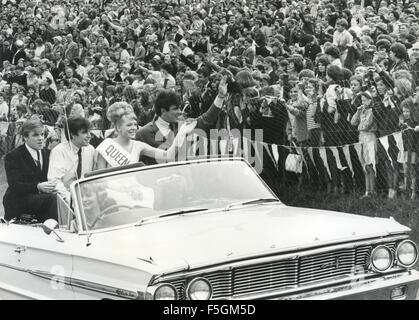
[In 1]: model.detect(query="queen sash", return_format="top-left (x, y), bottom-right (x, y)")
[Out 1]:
top-left (96, 138), bottom-right (138, 168)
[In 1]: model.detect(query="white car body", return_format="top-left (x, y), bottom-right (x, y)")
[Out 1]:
top-left (0, 158), bottom-right (418, 300)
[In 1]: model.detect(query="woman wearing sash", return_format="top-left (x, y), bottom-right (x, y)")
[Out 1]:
top-left (95, 102), bottom-right (196, 169)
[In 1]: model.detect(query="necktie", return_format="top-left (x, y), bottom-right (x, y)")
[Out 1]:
top-left (76, 148), bottom-right (82, 179)
top-left (36, 150), bottom-right (42, 171)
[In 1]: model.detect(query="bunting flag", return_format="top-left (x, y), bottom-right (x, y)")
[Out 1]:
top-left (319, 147), bottom-right (331, 179)
top-left (264, 143), bottom-right (277, 170)
top-left (271, 144), bottom-right (279, 164)
top-left (307, 147), bottom-right (319, 174)
top-left (379, 136), bottom-right (392, 163)
top-left (393, 132), bottom-right (404, 163)
top-left (307, 147), bottom-right (316, 168)
top-left (91, 130), bottom-right (104, 139)
top-left (104, 129), bottom-right (115, 138)
top-left (342, 145), bottom-right (354, 177)
top-left (354, 143), bottom-right (364, 167)
top-left (330, 146), bottom-right (345, 170)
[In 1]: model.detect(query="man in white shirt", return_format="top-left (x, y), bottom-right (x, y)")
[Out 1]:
top-left (48, 117), bottom-right (95, 202)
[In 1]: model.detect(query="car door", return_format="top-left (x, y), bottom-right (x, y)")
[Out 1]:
top-left (0, 223), bottom-right (76, 300)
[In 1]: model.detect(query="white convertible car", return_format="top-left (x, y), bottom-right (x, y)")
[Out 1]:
top-left (0, 158), bottom-right (418, 300)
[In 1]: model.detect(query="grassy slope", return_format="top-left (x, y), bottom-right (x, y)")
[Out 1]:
top-left (279, 186), bottom-right (419, 246)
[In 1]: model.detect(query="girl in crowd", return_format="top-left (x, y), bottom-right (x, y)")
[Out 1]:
top-left (351, 91), bottom-right (378, 198)
top-left (95, 102), bottom-right (197, 169)
top-left (286, 83), bottom-right (308, 190)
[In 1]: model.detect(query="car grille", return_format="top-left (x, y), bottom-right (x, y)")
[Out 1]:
top-left (170, 241), bottom-right (397, 299)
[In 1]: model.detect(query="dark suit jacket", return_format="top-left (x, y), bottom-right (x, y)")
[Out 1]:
top-left (136, 103), bottom-right (222, 164)
top-left (3, 145), bottom-right (51, 220)
top-left (51, 60), bottom-right (65, 80)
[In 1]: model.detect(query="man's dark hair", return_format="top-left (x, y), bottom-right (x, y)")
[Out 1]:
top-left (155, 90), bottom-right (180, 116)
top-left (325, 46), bottom-right (340, 59)
top-left (63, 117), bottom-right (91, 141)
top-left (160, 63), bottom-right (174, 74)
top-left (326, 64), bottom-right (343, 83)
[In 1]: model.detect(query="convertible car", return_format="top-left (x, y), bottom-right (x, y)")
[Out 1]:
top-left (0, 158), bottom-right (418, 300)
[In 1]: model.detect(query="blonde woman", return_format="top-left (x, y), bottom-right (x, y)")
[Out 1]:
top-left (95, 102), bottom-right (196, 169)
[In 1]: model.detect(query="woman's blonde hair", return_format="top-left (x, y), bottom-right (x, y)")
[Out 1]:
top-left (106, 102), bottom-right (136, 126)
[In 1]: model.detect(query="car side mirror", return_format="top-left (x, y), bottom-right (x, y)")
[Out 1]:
top-left (42, 219), bottom-right (64, 242)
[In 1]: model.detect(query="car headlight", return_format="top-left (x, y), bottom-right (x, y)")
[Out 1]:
top-left (186, 277), bottom-right (212, 300)
top-left (396, 240), bottom-right (418, 268)
top-left (370, 245), bottom-right (393, 272)
top-left (154, 283), bottom-right (178, 300)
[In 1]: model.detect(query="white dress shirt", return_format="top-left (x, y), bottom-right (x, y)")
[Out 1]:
top-left (48, 141), bottom-right (95, 201)
top-left (25, 143), bottom-right (43, 169)
top-left (155, 117), bottom-right (172, 139)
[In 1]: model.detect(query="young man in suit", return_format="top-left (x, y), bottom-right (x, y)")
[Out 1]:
top-left (135, 77), bottom-right (227, 164)
top-left (3, 120), bottom-right (58, 222)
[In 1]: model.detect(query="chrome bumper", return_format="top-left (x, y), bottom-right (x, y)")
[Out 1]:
top-left (216, 270), bottom-right (419, 300)
top-left (279, 270), bottom-right (419, 300)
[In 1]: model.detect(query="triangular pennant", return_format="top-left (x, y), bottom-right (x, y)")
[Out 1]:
top-left (378, 135), bottom-right (393, 167)
top-left (264, 143), bottom-right (278, 170)
top-left (319, 147), bottom-right (331, 179)
top-left (342, 145), bottom-right (354, 177)
top-left (330, 146), bottom-right (345, 170)
top-left (91, 130), bottom-right (102, 139)
top-left (307, 147), bottom-right (319, 174)
top-left (307, 147), bottom-right (315, 167)
top-left (271, 144), bottom-right (279, 163)
top-left (104, 129), bottom-right (115, 138)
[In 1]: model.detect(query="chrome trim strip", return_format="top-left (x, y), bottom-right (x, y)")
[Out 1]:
top-left (151, 235), bottom-right (408, 284)
top-left (277, 270), bottom-right (419, 300)
top-left (0, 263), bottom-right (142, 300)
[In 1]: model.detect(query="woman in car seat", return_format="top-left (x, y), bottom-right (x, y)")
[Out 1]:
top-left (95, 102), bottom-right (196, 169)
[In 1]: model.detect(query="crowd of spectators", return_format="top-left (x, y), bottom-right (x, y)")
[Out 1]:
top-left (1, 0), bottom-right (419, 199)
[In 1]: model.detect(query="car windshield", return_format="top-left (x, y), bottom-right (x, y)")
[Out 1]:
top-left (74, 160), bottom-right (277, 231)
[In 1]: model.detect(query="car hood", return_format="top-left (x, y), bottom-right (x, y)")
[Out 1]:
top-left (93, 204), bottom-right (410, 272)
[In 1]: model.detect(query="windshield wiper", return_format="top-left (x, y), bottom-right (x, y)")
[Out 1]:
top-left (135, 208), bottom-right (208, 226)
top-left (224, 198), bottom-right (280, 211)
